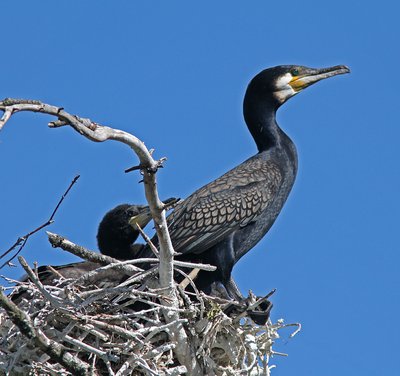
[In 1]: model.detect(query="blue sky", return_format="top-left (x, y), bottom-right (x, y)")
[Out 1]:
top-left (1, 1), bottom-right (399, 375)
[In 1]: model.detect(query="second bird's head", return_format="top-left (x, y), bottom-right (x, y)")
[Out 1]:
top-left (245, 64), bottom-right (350, 109)
top-left (97, 197), bottom-right (180, 256)
top-left (97, 204), bottom-right (153, 254)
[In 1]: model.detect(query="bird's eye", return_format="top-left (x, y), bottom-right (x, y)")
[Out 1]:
top-left (291, 68), bottom-right (300, 76)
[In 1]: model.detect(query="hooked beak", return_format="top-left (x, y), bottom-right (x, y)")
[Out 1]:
top-left (128, 208), bottom-right (152, 229)
top-left (289, 65), bottom-right (350, 92)
top-left (127, 197), bottom-right (180, 229)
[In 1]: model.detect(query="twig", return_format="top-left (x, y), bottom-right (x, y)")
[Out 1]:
top-left (63, 334), bottom-right (119, 362)
top-left (116, 266), bottom-right (158, 288)
top-left (18, 256), bottom-right (65, 309)
top-left (179, 268), bottom-right (201, 290)
top-left (175, 268), bottom-right (202, 302)
top-left (49, 175), bottom-right (80, 222)
top-left (173, 260), bottom-right (216, 272)
top-left (0, 291), bottom-right (92, 376)
top-left (81, 317), bottom-right (146, 342)
top-left (47, 232), bottom-right (142, 275)
top-left (175, 268), bottom-right (205, 319)
top-left (135, 223), bottom-right (159, 257)
top-left (1, 268), bottom-right (296, 375)
top-left (0, 175), bottom-right (80, 269)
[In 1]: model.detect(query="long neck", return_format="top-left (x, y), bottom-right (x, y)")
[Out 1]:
top-left (243, 92), bottom-right (282, 152)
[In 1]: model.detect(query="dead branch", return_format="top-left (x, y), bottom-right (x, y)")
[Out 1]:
top-left (0, 98), bottom-right (297, 375)
top-left (0, 98), bottom-right (198, 372)
top-left (47, 232), bottom-right (142, 275)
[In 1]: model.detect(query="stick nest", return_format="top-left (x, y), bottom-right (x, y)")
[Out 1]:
top-left (0, 258), bottom-right (298, 376)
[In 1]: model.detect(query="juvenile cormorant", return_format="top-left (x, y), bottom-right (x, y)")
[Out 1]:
top-left (97, 203), bottom-right (154, 259)
top-left (11, 202), bottom-right (165, 301)
top-left (139, 65), bottom-right (350, 298)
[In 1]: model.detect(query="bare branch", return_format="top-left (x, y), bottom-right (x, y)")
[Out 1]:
top-left (0, 99), bottom-right (172, 271)
top-left (18, 256), bottom-right (64, 309)
top-left (135, 223), bottom-right (160, 257)
top-left (0, 175), bottom-right (80, 269)
top-left (0, 97), bottom-right (200, 371)
top-left (47, 231), bottom-right (142, 275)
top-left (49, 175), bottom-right (80, 221)
top-left (0, 98), bottom-right (295, 375)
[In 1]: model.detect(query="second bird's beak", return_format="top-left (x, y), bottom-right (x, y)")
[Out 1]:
top-left (289, 65), bottom-right (350, 92)
top-left (128, 197), bottom-right (179, 229)
top-left (128, 209), bottom-right (152, 229)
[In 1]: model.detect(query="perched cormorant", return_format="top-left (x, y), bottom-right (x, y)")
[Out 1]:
top-left (97, 203), bottom-right (154, 259)
top-left (139, 65), bottom-right (350, 298)
top-left (11, 202), bottom-right (167, 301)
top-left (96, 197), bottom-right (178, 259)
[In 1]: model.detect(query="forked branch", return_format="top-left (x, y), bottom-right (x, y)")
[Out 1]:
top-left (0, 98), bottom-right (200, 373)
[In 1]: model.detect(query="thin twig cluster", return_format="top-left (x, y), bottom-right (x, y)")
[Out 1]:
top-left (0, 234), bottom-right (298, 376)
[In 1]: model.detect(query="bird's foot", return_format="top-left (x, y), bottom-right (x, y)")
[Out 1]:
top-left (224, 289), bottom-right (276, 325)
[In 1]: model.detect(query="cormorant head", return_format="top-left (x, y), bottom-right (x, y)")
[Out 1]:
top-left (246, 65), bottom-right (350, 108)
top-left (97, 198), bottom-right (179, 259)
top-left (97, 204), bottom-right (152, 257)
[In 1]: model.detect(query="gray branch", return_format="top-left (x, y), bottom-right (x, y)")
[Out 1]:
top-left (0, 291), bottom-right (93, 376)
top-left (0, 98), bottom-right (201, 373)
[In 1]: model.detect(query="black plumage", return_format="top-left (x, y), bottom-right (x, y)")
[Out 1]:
top-left (10, 202), bottom-right (161, 301)
top-left (97, 203), bottom-right (153, 259)
top-left (140, 65), bottom-right (350, 297)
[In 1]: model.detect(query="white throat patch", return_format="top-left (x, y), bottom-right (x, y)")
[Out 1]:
top-left (274, 73), bottom-right (297, 103)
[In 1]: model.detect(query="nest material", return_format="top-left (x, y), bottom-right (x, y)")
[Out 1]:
top-left (0, 259), bottom-right (298, 376)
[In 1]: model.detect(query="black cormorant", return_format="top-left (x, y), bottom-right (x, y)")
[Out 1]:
top-left (139, 65), bottom-right (350, 298)
top-left (11, 202), bottom-right (163, 301)
top-left (97, 203), bottom-right (153, 259)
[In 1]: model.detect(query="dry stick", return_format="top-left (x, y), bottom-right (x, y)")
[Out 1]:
top-left (175, 268), bottom-right (205, 319)
top-left (78, 286), bottom-right (162, 310)
top-left (47, 265), bottom-right (64, 279)
top-left (0, 98), bottom-right (200, 373)
top-left (63, 334), bottom-right (119, 363)
top-left (289, 323), bottom-right (302, 338)
top-left (175, 268), bottom-right (201, 297)
top-left (0, 291), bottom-right (92, 376)
top-left (116, 353), bottom-right (159, 376)
top-left (178, 268), bottom-right (201, 290)
top-left (53, 308), bottom-right (147, 344)
top-left (82, 317), bottom-right (146, 342)
top-left (47, 232), bottom-right (141, 274)
top-left (116, 266), bottom-right (158, 288)
top-left (18, 256), bottom-right (65, 309)
top-left (173, 260), bottom-right (216, 271)
top-left (73, 323), bottom-right (109, 343)
top-left (135, 223), bottom-right (159, 257)
top-left (77, 285), bottom-right (135, 301)
top-left (0, 175), bottom-right (80, 269)
top-left (115, 343), bottom-right (185, 376)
